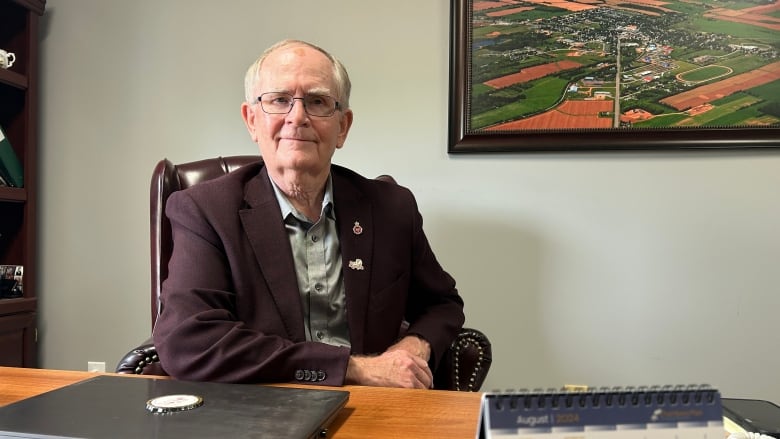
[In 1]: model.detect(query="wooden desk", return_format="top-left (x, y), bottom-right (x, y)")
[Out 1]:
top-left (0, 367), bottom-right (482, 438)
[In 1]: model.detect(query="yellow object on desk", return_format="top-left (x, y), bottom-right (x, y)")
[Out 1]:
top-left (563, 384), bottom-right (589, 392)
top-left (724, 415), bottom-right (749, 435)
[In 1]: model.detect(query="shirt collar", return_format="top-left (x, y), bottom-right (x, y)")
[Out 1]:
top-left (269, 174), bottom-right (335, 224)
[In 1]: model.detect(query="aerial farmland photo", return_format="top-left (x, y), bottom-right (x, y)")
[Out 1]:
top-left (469, 0), bottom-right (780, 131)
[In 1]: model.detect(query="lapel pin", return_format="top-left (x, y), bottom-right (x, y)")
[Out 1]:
top-left (352, 221), bottom-right (363, 235)
top-left (348, 259), bottom-right (364, 270)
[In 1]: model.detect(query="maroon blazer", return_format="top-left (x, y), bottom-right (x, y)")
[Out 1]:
top-left (153, 162), bottom-right (465, 386)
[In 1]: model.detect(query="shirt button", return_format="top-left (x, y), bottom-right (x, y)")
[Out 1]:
top-left (316, 331), bottom-right (324, 340)
top-left (311, 235), bottom-right (319, 242)
top-left (314, 283), bottom-right (323, 292)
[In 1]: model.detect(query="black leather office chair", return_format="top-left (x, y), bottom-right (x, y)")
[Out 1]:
top-left (116, 156), bottom-right (492, 391)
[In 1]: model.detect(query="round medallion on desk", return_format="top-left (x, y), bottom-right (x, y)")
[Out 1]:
top-left (146, 394), bottom-right (204, 414)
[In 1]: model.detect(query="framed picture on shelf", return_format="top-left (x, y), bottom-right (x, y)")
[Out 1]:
top-left (448, 0), bottom-right (780, 153)
top-left (0, 265), bottom-right (23, 298)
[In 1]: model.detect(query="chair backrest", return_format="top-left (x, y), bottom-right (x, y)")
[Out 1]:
top-left (149, 155), bottom-right (261, 329)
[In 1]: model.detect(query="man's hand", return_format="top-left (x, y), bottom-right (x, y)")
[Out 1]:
top-left (346, 349), bottom-right (433, 389)
top-left (387, 335), bottom-right (431, 362)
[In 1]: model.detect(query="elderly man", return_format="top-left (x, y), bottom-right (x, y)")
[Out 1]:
top-left (153, 39), bottom-right (464, 389)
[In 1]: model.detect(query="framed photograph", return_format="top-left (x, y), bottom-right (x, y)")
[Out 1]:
top-left (0, 264), bottom-right (23, 298)
top-left (449, 0), bottom-right (780, 153)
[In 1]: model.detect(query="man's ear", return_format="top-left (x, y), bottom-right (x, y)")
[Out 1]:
top-left (241, 102), bottom-right (258, 143)
top-left (336, 109), bottom-right (354, 149)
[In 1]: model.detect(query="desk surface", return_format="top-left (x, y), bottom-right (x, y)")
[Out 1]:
top-left (0, 367), bottom-right (482, 439)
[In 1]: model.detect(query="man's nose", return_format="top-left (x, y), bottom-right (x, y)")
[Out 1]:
top-left (286, 98), bottom-right (309, 121)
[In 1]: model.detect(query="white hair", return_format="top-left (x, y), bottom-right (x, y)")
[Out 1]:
top-left (243, 39), bottom-right (351, 109)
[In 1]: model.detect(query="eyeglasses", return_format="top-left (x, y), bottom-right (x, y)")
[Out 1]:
top-left (256, 92), bottom-right (341, 117)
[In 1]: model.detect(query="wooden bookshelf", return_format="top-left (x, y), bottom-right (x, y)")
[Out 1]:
top-left (0, 0), bottom-right (45, 368)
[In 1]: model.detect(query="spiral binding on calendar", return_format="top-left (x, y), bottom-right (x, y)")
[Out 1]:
top-left (478, 384), bottom-right (724, 438)
top-left (488, 384), bottom-right (720, 411)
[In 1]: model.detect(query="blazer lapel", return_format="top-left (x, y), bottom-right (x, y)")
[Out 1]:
top-left (333, 172), bottom-right (374, 354)
top-left (239, 167), bottom-right (306, 341)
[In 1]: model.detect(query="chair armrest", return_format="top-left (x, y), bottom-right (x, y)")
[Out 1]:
top-left (116, 328), bottom-right (493, 390)
top-left (434, 327), bottom-right (492, 392)
top-left (115, 338), bottom-right (168, 376)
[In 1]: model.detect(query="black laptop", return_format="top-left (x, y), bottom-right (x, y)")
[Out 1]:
top-left (0, 375), bottom-right (349, 439)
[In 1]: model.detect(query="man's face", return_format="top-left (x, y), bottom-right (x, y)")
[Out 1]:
top-left (241, 45), bottom-right (353, 179)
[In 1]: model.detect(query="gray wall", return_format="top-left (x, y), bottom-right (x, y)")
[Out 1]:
top-left (38, 1), bottom-right (780, 400)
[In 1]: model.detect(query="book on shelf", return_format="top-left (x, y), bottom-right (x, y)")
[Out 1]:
top-left (0, 125), bottom-right (23, 188)
top-left (477, 384), bottom-right (724, 438)
top-left (0, 265), bottom-right (24, 298)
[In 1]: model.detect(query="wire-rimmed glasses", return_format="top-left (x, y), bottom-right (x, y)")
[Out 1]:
top-left (256, 92), bottom-right (341, 117)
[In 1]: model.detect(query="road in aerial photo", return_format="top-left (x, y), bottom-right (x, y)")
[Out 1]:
top-left (469, 0), bottom-right (780, 131)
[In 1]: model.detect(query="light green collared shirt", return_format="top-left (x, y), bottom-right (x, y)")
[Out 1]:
top-left (269, 175), bottom-right (350, 347)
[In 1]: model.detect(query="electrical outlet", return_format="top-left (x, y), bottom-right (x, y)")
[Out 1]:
top-left (87, 361), bottom-right (106, 373)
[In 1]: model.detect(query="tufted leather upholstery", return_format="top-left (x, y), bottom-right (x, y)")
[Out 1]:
top-left (116, 156), bottom-right (492, 391)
